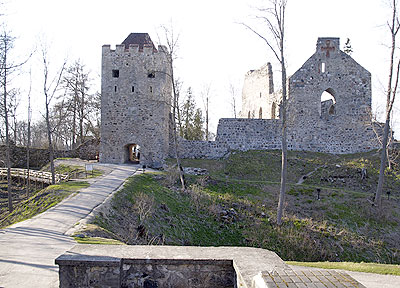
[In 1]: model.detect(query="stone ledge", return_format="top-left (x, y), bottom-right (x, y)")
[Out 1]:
top-left (55, 245), bottom-right (366, 288)
top-left (56, 245), bottom-right (289, 287)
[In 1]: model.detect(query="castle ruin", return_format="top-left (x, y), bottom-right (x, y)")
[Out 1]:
top-left (100, 34), bottom-right (380, 167)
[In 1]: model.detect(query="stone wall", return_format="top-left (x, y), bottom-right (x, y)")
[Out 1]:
top-left (172, 37), bottom-right (381, 159)
top-left (55, 245), bottom-right (289, 288)
top-left (0, 139), bottom-right (99, 169)
top-left (55, 245), bottom-right (365, 288)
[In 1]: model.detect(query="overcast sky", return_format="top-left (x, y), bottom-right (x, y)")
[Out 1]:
top-left (4, 0), bottom-right (399, 135)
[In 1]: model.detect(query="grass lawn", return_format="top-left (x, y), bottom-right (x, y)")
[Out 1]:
top-left (287, 261), bottom-right (400, 276)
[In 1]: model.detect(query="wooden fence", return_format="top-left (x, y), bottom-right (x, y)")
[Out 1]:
top-left (0, 168), bottom-right (69, 184)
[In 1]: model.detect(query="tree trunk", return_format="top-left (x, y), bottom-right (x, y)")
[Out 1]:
top-left (277, 53), bottom-right (287, 226)
top-left (1, 35), bottom-right (13, 212)
top-left (205, 96), bottom-right (209, 141)
top-left (375, 118), bottom-right (390, 208)
top-left (375, 0), bottom-right (399, 208)
top-left (3, 53), bottom-right (13, 212)
top-left (46, 100), bottom-right (56, 185)
top-left (171, 66), bottom-right (185, 190)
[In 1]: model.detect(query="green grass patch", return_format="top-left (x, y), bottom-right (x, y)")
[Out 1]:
top-left (55, 164), bottom-right (103, 179)
top-left (0, 181), bottom-right (89, 228)
top-left (93, 150), bottom-right (400, 264)
top-left (74, 236), bottom-right (124, 245)
top-left (287, 261), bottom-right (400, 276)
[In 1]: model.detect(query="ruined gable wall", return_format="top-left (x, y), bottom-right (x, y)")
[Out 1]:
top-left (175, 38), bottom-right (379, 158)
top-left (100, 44), bottom-right (171, 167)
top-left (287, 37), bottom-right (379, 153)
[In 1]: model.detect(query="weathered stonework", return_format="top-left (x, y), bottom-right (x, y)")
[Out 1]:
top-left (176, 37), bottom-right (380, 158)
top-left (240, 63), bottom-right (280, 119)
top-left (100, 35), bottom-right (380, 166)
top-left (100, 33), bottom-right (171, 168)
top-left (55, 245), bottom-right (365, 288)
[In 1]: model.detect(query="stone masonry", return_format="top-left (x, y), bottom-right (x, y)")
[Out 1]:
top-left (100, 33), bottom-right (171, 168)
top-left (55, 245), bottom-right (366, 288)
top-left (100, 35), bottom-right (380, 167)
top-left (240, 63), bottom-right (281, 120)
top-left (176, 37), bottom-right (380, 158)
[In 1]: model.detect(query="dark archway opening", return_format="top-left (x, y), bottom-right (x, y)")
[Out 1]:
top-left (320, 88), bottom-right (336, 119)
top-left (127, 144), bottom-right (141, 164)
top-left (271, 102), bottom-right (276, 119)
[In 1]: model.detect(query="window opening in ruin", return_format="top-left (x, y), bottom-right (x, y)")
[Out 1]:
top-left (148, 72), bottom-right (155, 78)
top-left (320, 88), bottom-right (336, 118)
top-left (321, 63), bottom-right (326, 73)
top-left (150, 86), bottom-right (153, 93)
top-left (112, 69), bottom-right (119, 78)
top-left (271, 102), bottom-right (276, 119)
top-left (248, 111), bottom-right (251, 119)
top-left (114, 86), bottom-right (117, 92)
top-left (132, 86), bottom-right (135, 92)
top-left (127, 144), bottom-right (141, 163)
top-left (259, 107), bottom-right (263, 119)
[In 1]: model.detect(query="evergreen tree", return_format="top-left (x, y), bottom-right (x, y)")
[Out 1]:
top-left (180, 87), bottom-right (205, 140)
top-left (343, 38), bottom-right (353, 55)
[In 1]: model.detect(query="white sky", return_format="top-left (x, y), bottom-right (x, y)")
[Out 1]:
top-left (4, 0), bottom-right (400, 136)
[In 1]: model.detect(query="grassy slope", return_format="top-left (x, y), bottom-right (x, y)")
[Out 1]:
top-left (0, 161), bottom-right (100, 228)
top-left (93, 150), bottom-right (400, 266)
top-left (0, 181), bottom-right (89, 228)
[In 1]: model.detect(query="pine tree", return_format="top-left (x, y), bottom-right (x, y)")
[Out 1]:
top-left (343, 38), bottom-right (353, 55)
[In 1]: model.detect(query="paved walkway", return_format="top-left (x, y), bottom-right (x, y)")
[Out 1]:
top-left (0, 164), bottom-right (138, 288)
top-left (289, 265), bottom-right (400, 288)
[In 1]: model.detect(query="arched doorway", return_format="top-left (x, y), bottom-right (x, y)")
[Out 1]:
top-left (271, 102), bottom-right (276, 119)
top-left (127, 144), bottom-right (140, 163)
top-left (320, 88), bottom-right (336, 118)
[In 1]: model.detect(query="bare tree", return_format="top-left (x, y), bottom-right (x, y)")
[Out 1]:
top-left (63, 60), bottom-right (91, 148)
top-left (229, 82), bottom-right (238, 118)
top-left (242, 0), bottom-right (288, 225)
top-left (375, 0), bottom-right (400, 208)
top-left (159, 24), bottom-right (186, 190)
top-left (0, 30), bottom-right (28, 212)
top-left (200, 83), bottom-right (211, 140)
top-left (26, 73), bottom-right (32, 197)
top-left (0, 30), bottom-right (14, 212)
top-left (41, 44), bottom-right (66, 184)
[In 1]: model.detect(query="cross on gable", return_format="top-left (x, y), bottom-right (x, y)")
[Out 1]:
top-left (321, 40), bottom-right (335, 57)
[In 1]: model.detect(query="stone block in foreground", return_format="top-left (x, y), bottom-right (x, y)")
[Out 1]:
top-left (55, 245), bottom-right (365, 288)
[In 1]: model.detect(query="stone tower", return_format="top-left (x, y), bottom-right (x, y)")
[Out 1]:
top-left (100, 33), bottom-right (171, 168)
top-left (240, 63), bottom-right (280, 119)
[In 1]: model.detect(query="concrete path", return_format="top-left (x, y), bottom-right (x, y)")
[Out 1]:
top-left (290, 265), bottom-right (400, 288)
top-left (0, 164), bottom-right (138, 288)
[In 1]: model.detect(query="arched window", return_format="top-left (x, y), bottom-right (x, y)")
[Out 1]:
top-left (248, 111), bottom-right (251, 119)
top-left (259, 107), bottom-right (263, 119)
top-left (320, 88), bottom-right (336, 118)
top-left (271, 102), bottom-right (276, 119)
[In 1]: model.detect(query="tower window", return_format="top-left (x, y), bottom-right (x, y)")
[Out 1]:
top-left (150, 86), bottom-right (153, 93)
top-left (148, 72), bottom-right (155, 78)
top-left (132, 86), bottom-right (135, 92)
top-left (321, 63), bottom-right (326, 73)
top-left (112, 70), bottom-right (119, 78)
top-left (114, 86), bottom-right (117, 92)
